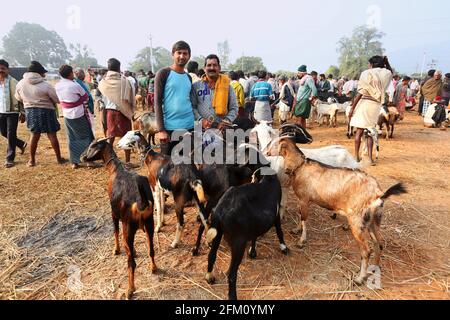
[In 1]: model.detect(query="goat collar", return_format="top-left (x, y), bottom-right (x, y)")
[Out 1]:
top-left (140, 146), bottom-right (153, 162)
top-left (286, 163), bottom-right (304, 176)
top-left (105, 157), bottom-right (118, 168)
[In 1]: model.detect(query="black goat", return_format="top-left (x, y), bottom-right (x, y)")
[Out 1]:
top-left (192, 162), bottom-right (255, 256)
top-left (205, 166), bottom-right (288, 300)
top-left (81, 139), bottom-right (156, 300)
top-left (156, 158), bottom-right (210, 249)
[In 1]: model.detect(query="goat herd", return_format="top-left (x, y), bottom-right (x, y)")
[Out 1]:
top-left (80, 113), bottom-right (407, 300)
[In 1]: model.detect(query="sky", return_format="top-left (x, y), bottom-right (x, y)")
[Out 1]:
top-left (1, 0), bottom-right (449, 74)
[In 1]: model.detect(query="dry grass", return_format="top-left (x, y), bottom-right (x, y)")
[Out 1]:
top-left (0, 109), bottom-right (449, 300)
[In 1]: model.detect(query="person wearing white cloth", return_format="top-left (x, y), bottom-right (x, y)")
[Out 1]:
top-left (348, 56), bottom-right (393, 166)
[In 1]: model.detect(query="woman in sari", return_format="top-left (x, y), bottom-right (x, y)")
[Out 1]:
top-left (393, 76), bottom-right (411, 120)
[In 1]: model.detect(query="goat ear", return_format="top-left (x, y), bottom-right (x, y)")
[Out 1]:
top-left (278, 142), bottom-right (286, 157)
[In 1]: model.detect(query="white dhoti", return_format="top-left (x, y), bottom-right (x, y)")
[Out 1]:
top-left (254, 101), bottom-right (272, 122)
top-left (350, 99), bottom-right (382, 129)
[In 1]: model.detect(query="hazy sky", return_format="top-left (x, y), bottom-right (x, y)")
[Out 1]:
top-left (1, 0), bottom-right (449, 73)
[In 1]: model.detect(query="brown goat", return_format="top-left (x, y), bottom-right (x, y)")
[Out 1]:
top-left (377, 107), bottom-right (400, 140)
top-left (82, 139), bottom-right (157, 299)
top-left (269, 138), bottom-right (407, 285)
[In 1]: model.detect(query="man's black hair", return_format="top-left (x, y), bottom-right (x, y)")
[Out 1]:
top-left (59, 65), bottom-right (73, 79)
top-left (205, 54), bottom-right (221, 67)
top-left (229, 71), bottom-right (238, 81)
top-left (0, 59), bottom-right (9, 69)
top-left (108, 58), bottom-right (121, 72)
top-left (186, 61), bottom-right (199, 74)
top-left (172, 41), bottom-right (191, 56)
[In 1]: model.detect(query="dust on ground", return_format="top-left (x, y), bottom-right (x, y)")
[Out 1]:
top-left (0, 109), bottom-right (449, 300)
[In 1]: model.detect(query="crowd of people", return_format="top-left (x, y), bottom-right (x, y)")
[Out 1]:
top-left (1, 39), bottom-right (449, 169)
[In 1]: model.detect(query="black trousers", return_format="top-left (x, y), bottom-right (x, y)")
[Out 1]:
top-left (0, 113), bottom-right (27, 162)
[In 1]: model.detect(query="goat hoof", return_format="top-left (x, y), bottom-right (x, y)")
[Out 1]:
top-left (113, 249), bottom-right (121, 256)
top-left (354, 276), bottom-right (367, 286)
top-left (248, 250), bottom-right (257, 260)
top-left (155, 227), bottom-right (161, 234)
top-left (342, 224), bottom-right (350, 231)
top-left (150, 264), bottom-right (158, 274)
top-left (192, 248), bottom-right (200, 257)
top-left (171, 242), bottom-right (179, 249)
top-left (126, 288), bottom-right (135, 300)
top-left (331, 213), bottom-right (338, 220)
top-left (297, 241), bottom-right (307, 249)
top-left (206, 274), bottom-right (216, 285)
top-left (281, 248), bottom-right (289, 256)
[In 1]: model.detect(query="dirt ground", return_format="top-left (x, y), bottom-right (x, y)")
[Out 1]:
top-left (0, 108), bottom-right (449, 300)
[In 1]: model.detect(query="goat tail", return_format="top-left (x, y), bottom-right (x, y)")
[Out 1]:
top-left (381, 183), bottom-right (407, 200)
top-left (206, 228), bottom-right (218, 245)
top-left (190, 180), bottom-right (207, 204)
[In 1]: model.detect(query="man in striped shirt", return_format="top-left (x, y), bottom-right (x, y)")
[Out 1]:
top-left (250, 71), bottom-right (274, 122)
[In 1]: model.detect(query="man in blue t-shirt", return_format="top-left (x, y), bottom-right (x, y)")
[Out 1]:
top-left (154, 41), bottom-right (195, 156)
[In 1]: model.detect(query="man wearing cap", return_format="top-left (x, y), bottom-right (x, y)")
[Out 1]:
top-left (294, 65), bottom-right (317, 128)
top-left (15, 61), bottom-right (65, 167)
top-left (0, 59), bottom-right (28, 168)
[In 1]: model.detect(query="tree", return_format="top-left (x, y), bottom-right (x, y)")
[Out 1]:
top-left (228, 56), bottom-right (267, 73)
top-left (2, 22), bottom-right (71, 68)
top-left (275, 70), bottom-right (296, 78)
top-left (217, 40), bottom-right (231, 69)
top-left (69, 43), bottom-right (99, 68)
top-left (325, 65), bottom-right (340, 78)
top-left (129, 47), bottom-right (172, 73)
top-left (191, 55), bottom-right (206, 68)
top-left (337, 26), bottom-right (385, 79)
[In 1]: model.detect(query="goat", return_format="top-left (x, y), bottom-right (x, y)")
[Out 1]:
top-left (268, 138), bottom-right (407, 285)
top-left (253, 122), bottom-right (360, 169)
top-left (251, 122), bottom-right (360, 220)
top-left (135, 94), bottom-right (144, 110)
top-left (314, 99), bottom-right (349, 128)
top-left (205, 167), bottom-right (288, 300)
top-left (81, 139), bottom-right (157, 300)
top-left (378, 107), bottom-right (400, 140)
top-left (132, 112), bottom-right (158, 145)
top-left (117, 131), bottom-right (170, 233)
top-left (117, 131), bottom-right (209, 249)
top-left (362, 128), bottom-right (380, 161)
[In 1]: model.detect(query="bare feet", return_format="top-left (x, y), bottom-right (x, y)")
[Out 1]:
top-left (27, 160), bottom-right (36, 167)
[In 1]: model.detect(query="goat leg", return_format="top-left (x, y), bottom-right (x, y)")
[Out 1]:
top-left (349, 221), bottom-right (371, 285)
top-left (123, 223), bottom-right (137, 300)
top-left (228, 241), bottom-right (246, 300)
top-left (193, 202), bottom-right (214, 256)
top-left (144, 217), bottom-right (158, 274)
top-left (171, 204), bottom-right (185, 249)
top-left (275, 216), bottom-right (289, 255)
top-left (112, 214), bottom-right (121, 255)
top-left (205, 230), bottom-right (223, 285)
top-left (248, 240), bottom-right (257, 259)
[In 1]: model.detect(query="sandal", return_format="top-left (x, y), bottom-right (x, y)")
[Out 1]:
top-left (4, 161), bottom-right (15, 168)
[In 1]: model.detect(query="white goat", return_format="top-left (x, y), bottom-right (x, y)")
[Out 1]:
top-left (315, 99), bottom-right (350, 127)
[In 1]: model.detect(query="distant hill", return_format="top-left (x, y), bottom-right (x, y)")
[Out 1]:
top-left (388, 40), bottom-right (450, 75)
